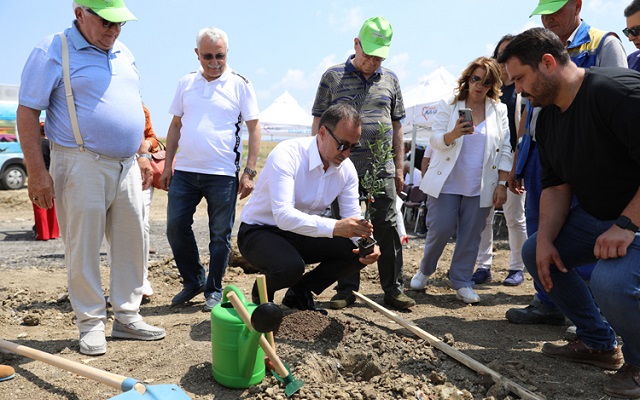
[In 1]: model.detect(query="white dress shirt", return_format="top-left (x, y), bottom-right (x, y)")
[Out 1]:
top-left (240, 136), bottom-right (362, 237)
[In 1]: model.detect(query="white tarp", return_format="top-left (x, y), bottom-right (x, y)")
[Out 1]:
top-left (402, 66), bottom-right (457, 144)
top-left (259, 90), bottom-right (312, 135)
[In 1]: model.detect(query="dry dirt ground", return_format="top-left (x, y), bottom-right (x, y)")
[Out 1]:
top-left (0, 187), bottom-right (623, 400)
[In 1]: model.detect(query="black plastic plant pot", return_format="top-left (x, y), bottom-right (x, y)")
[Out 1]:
top-left (357, 237), bottom-right (377, 257)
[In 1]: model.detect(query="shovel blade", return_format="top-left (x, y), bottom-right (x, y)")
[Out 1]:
top-left (110, 384), bottom-right (192, 400)
top-left (284, 376), bottom-right (304, 397)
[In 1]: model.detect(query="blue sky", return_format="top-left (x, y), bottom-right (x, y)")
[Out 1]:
top-left (1, 0), bottom-right (636, 137)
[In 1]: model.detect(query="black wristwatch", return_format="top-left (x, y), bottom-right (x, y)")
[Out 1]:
top-left (615, 215), bottom-right (639, 232)
top-left (243, 167), bottom-right (257, 178)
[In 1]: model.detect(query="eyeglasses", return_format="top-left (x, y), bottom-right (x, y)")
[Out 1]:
top-left (324, 125), bottom-right (360, 152)
top-left (623, 24), bottom-right (640, 37)
top-left (85, 8), bottom-right (126, 29)
top-left (201, 53), bottom-right (227, 61)
top-left (357, 40), bottom-right (385, 62)
top-left (469, 75), bottom-right (494, 88)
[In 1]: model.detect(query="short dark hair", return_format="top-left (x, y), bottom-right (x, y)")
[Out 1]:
top-left (624, 0), bottom-right (640, 17)
top-left (318, 103), bottom-right (362, 131)
top-left (492, 34), bottom-right (515, 59)
top-left (497, 28), bottom-right (570, 70)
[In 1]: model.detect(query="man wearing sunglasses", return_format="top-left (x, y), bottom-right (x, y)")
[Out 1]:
top-left (17, 0), bottom-right (166, 356)
top-left (624, 0), bottom-right (640, 72)
top-left (160, 27), bottom-right (261, 313)
top-left (237, 104), bottom-right (380, 313)
top-left (506, 0), bottom-right (627, 328)
top-left (312, 16), bottom-right (415, 310)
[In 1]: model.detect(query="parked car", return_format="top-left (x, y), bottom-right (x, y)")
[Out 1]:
top-left (0, 137), bottom-right (27, 190)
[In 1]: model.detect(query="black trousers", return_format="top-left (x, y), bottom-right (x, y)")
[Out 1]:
top-left (237, 223), bottom-right (363, 301)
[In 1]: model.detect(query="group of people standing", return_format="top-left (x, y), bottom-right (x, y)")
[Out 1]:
top-left (4, 0), bottom-right (640, 398)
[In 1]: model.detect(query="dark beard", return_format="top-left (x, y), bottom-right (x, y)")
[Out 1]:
top-left (522, 74), bottom-right (558, 108)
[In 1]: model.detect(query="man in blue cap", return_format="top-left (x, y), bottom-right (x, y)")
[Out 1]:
top-left (17, 0), bottom-right (166, 356)
top-left (506, 0), bottom-right (626, 326)
top-left (312, 16), bottom-right (415, 310)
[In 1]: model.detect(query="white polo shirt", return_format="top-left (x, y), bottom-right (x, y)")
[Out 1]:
top-left (240, 136), bottom-right (361, 238)
top-left (169, 66), bottom-right (259, 176)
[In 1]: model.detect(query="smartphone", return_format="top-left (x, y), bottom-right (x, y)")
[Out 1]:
top-left (458, 108), bottom-right (473, 125)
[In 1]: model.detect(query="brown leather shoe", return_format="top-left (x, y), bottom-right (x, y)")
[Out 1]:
top-left (0, 364), bottom-right (15, 382)
top-left (542, 340), bottom-right (624, 370)
top-left (604, 363), bottom-right (640, 398)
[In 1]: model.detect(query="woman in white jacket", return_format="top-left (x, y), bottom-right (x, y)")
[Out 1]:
top-left (410, 56), bottom-right (512, 304)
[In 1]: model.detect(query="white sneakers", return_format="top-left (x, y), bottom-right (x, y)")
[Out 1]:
top-left (79, 330), bottom-right (107, 356)
top-left (411, 269), bottom-right (481, 304)
top-left (410, 270), bottom-right (430, 290)
top-left (112, 320), bottom-right (166, 341)
top-left (456, 287), bottom-right (480, 304)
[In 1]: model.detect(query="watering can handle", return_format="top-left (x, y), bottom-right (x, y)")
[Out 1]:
top-left (226, 292), bottom-right (290, 380)
top-left (222, 285), bottom-right (247, 305)
top-left (0, 338), bottom-right (147, 394)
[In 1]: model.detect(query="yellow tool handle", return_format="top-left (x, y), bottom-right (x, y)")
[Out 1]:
top-left (256, 274), bottom-right (276, 350)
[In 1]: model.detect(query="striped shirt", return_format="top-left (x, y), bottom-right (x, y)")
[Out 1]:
top-left (312, 56), bottom-right (405, 177)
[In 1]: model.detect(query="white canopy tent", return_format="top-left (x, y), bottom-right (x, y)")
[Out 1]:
top-left (401, 66), bottom-right (457, 183)
top-left (259, 90), bottom-right (312, 139)
top-left (402, 66), bottom-right (457, 144)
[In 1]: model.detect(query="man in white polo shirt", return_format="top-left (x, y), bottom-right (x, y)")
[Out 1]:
top-left (160, 27), bottom-right (261, 312)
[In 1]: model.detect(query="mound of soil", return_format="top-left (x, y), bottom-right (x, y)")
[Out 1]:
top-left (0, 188), bottom-right (616, 399)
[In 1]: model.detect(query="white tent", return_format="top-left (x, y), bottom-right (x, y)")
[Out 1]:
top-left (259, 90), bottom-right (312, 137)
top-left (402, 66), bottom-right (457, 143)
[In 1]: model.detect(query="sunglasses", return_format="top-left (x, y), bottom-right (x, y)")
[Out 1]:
top-left (324, 125), bottom-right (360, 152)
top-left (357, 40), bottom-right (385, 62)
top-left (201, 53), bottom-right (227, 61)
top-left (85, 8), bottom-right (126, 29)
top-left (469, 75), bottom-right (494, 88)
top-left (623, 24), bottom-right (640, 37)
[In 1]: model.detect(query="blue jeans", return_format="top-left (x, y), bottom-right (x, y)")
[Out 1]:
top-left (522, 206), bottom-right (640, 361)
top-left (167, 170), bottom-right (238, 298)
top-left (523, 143), bottom-right (593, 305)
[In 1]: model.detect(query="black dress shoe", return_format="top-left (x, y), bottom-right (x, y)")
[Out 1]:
top-left (282, 287), bottom-right (328, 315)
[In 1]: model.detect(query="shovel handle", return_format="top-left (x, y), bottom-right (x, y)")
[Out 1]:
top-left (255, 275), bottom-right (276, 350)
top-left (0, 338), bottom-right (146, 394)
top-left (227, 292), bottom-right (290, 379)
top-left (352, 291), bottom-right (544, 400)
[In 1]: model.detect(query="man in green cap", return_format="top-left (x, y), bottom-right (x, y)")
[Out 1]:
top-left (312, 16), bottom-right (415, 310)
top-left (506, 0), bottom-right (626, 326)
top-left (17, 0), bottom-right (166, 356)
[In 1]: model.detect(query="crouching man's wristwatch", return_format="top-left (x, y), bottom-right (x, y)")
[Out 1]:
top-left (243, 167), bottom-right (257, 178)
top-left (615, 215), bottom-right (639, 233)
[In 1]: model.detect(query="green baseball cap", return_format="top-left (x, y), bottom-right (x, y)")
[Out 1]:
top-left (530, 0), bottom-right (569, 17)
top-left (75, 0), bottom-right (137, 22)
top-left (358, 16), bottom-right (393, 59)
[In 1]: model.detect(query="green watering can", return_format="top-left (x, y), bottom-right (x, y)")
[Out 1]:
top-left (210, 285), bottom-right (282, 389)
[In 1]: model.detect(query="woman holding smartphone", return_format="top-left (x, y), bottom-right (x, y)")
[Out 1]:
top-left (410, 56), bottom-right (512, 304)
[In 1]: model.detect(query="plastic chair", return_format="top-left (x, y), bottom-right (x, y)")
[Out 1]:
top-left (403, 186), bottom-right (427, 232)
top-left (493, 208), bottom-right (506, 237)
